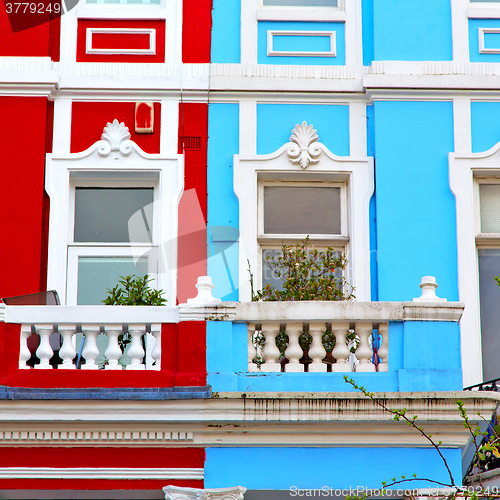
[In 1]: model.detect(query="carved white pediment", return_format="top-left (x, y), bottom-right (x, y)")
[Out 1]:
top-left (163, 486), bottom-right (247, 500)
top-left (98, 119), bottom-right (134, 156)
top-left (287, 121), bottom-right (321, 169)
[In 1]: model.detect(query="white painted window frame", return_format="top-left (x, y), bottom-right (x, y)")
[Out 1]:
top-left (234, 139), bottom-right (373, 302)
top-left (266, 30), bottom-right (336, 57)
top-left (45, 139), bottom-right (184, 306)
top-left (478, 27), bottom-right (500, 53)
top-left (86, 28), bottom-right (156, 55)
top-left (449, 142), bottom-right (500, 386)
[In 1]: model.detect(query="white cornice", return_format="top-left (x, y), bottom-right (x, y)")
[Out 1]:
top-left (0, 467), bottom-right (203, 480)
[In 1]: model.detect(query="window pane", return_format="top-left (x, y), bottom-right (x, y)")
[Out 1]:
top-left (263, 0), bottom-right (338, 6)
top-left (74, 188), bottom-right (154, 243)
top-left (480, 184), bottom-right (500, 233)
top-left (264, 186), bottom-right (341, 234)
top-left (478, 249), bottom-right (500, 381)
top-left (77, 256), bottom-right (148, 305)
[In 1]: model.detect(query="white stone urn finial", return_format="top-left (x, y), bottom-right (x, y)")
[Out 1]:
top-left (413, 276), bottom-right (447, 302)
top-left (187, 276), bottom-right (221, 306)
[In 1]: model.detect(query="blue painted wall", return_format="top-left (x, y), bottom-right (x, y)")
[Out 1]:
top-left (469, 19), bottom-right (500, 63)
top-left (258, 22), bottom-right (345, 65)
top-left (211, 0), bottom-right (241, 63)
top-left (372, 0), bottom-right (452, 61)
top-left (362, 0), bottom-right (374, 66)
top-left (207, 103), bottom-right (240, 301)
top-left (257, 104), bottom-right (349, 156)
top-left (205, 447), bottom-right (462, 489)
top-left (373, 101), bottom-right (457, 302)
top-left (471, 101), bottom-right (500, 153)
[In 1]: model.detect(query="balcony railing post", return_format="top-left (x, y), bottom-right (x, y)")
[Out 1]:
top-left (330, 322), bottom-right (350, 372)
top-left (151, 324), bottom-right (162, 370)
top-left (355, 322), bottom-right (376, 372)
top-left (58, 324), bottom-right (77, 370)
top-left (19, 324), bottom-right (32, 369)
top-left (377, 323), bottom-right (389, 372)
top-left (308, 322), bottom-right (327, 372)
top-left (34, 324), bottom-right (54, 369)
top-left (81, 325), bottom-right (101, 370)
top-left (127, 324), bottom-right (146, 370)
top-left (285, 322), bottom-right (304, 372)
top-left (104, 324), bottom-right (124, 370)
top-left (247, 323), bottom-right (258, 372)
top-left (261, 323), bottom-right (281, 372)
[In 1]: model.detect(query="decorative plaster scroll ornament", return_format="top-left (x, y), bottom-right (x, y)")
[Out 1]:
top-left (98, 119), bottom-right (133, 156)
top-left (163, 486), bottom-right (247, 500)
top-left (287, 121), bottom-right (321, 169)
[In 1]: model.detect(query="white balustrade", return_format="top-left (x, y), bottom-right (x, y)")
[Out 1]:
top-left (19, 322), bottom-right (157, 370)
top-left (247, 320), bottom-right (388, 373)
top-left (58, 324), bottom-right (77, 370)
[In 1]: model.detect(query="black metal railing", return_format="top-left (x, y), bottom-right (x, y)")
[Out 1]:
top-left (464, 377), bottom-right (500, 392)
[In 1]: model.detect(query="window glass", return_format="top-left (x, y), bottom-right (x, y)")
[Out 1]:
top-left (77, 256), bottom-right (149, 305)
top-left (74, 188), bottom-right (154, 243)
top-left (480, 184), bottom-right (500, 233)
top-left (470, 0), bottom-right (500, 3)
top-left (263, 0), bottom-right (338, 5)
top-left (478, 249), bottom-right (500, 381)
top-left (263, 186), bottom-right (341, 234)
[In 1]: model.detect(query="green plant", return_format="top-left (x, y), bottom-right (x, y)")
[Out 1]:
top-left (251, 237), bottom-right (355, 301)
top-left (102, 274), bottom-right (167, 306)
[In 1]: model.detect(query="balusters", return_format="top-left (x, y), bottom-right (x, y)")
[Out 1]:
top-left (354, 323), bottom-right (376, 372)
top-left (151, 324), bottom-right (162, 370)
top-left (330, 323), bottom-right (350, 372)
top-left (81, 325), bottom-right (101, 370)
top-left (285, 322), bottom-right (304, 372)
top-left (308, 322), bottom-right (327, 372)
top-left (127, 324), bottom-right (146, 370)
top-left (34, 324), bottom-right (54, 369)
top-left (19, 325), bottom-right (32, 369)
top-left (58, 324), bottom-right (77, 369)
top-left (104, 324), bottom-right (123, 370)
top-left (247, 323), bottom-right (258, 372)
top-left (261, 323), bottom-right (281, 372)
top-left (377, 323), bottom-right (389, 372)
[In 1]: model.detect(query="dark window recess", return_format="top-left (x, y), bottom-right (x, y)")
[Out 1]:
top-left (179, 136), bottom-right (202, 151)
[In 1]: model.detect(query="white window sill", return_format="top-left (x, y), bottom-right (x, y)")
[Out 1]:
top-left (468, 6), bottom-right (500, 19)
top-left (257, 8), bottom-right (346, 22)
top-left (77, 6), bottom-right (167, 19)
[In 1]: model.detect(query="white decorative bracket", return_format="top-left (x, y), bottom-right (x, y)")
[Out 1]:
top-left (413, 276), bottom-right (447, 302)
top-left (287, 121), bottom-right (321, 169)
top-left (187, 276), bottom-right (221, 306)
top-left (164, 486), bottom-right (247, 500)
top-left (98, 119), bottom-right (134, 156)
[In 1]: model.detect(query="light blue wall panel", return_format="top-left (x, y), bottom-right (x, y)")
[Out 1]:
top-left (211, 0), bottom-right (240, 63)
top-left (207, 103), bottom-right (239, 301)
top-left (372, 0), bottom-right (452, 61)
top-left (373, 101), bottom-right (457, 302)
top-left (469, 19), bottom-right (500, 63)
top-left (258, 21), bottom-right (345, 65)
top-left (205, 447), bottom-right (461, 489)
top-left (257, 104), bottom-right (349, 155)
top-left (362, 0), bottom-right (374, 66)
top-left (471, 101), bottom-right (500, 153)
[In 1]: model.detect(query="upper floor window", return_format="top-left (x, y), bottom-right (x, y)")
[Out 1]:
top-left (263, 0), bottom-right (338, 5)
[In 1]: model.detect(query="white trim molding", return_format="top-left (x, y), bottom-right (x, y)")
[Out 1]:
top-left (234, 121), bottom-right (374, 302)
top-left (45, 120), bottom-right (184, 305)
top-left (478, 27), bottom-right (500, 54)
top-left (86, 28), bottom-right (156, 55)
top-left (266, 30), bottom-right (336, 57)
top-left (0, 467), bottom-right (203, 480)
top-left (164, 486), bottom-right (246, 500)
top-left (449, 141), bottom-right (500, 387)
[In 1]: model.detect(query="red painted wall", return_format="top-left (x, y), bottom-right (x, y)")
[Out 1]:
top-left (0, 97), bottom-right (48, 299)
top-left (77, 20), bottom-right (165, 63)
top-left (177, 103), bottom-right (208, 303)
top-left (182, 0), bottom-right (212, 63)
top-left (71, 101), bottom-right (161, 154)
top-left (0, 322), bottom-right (206, 388)
top-left (0, 3), bottom-right (59, 58)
